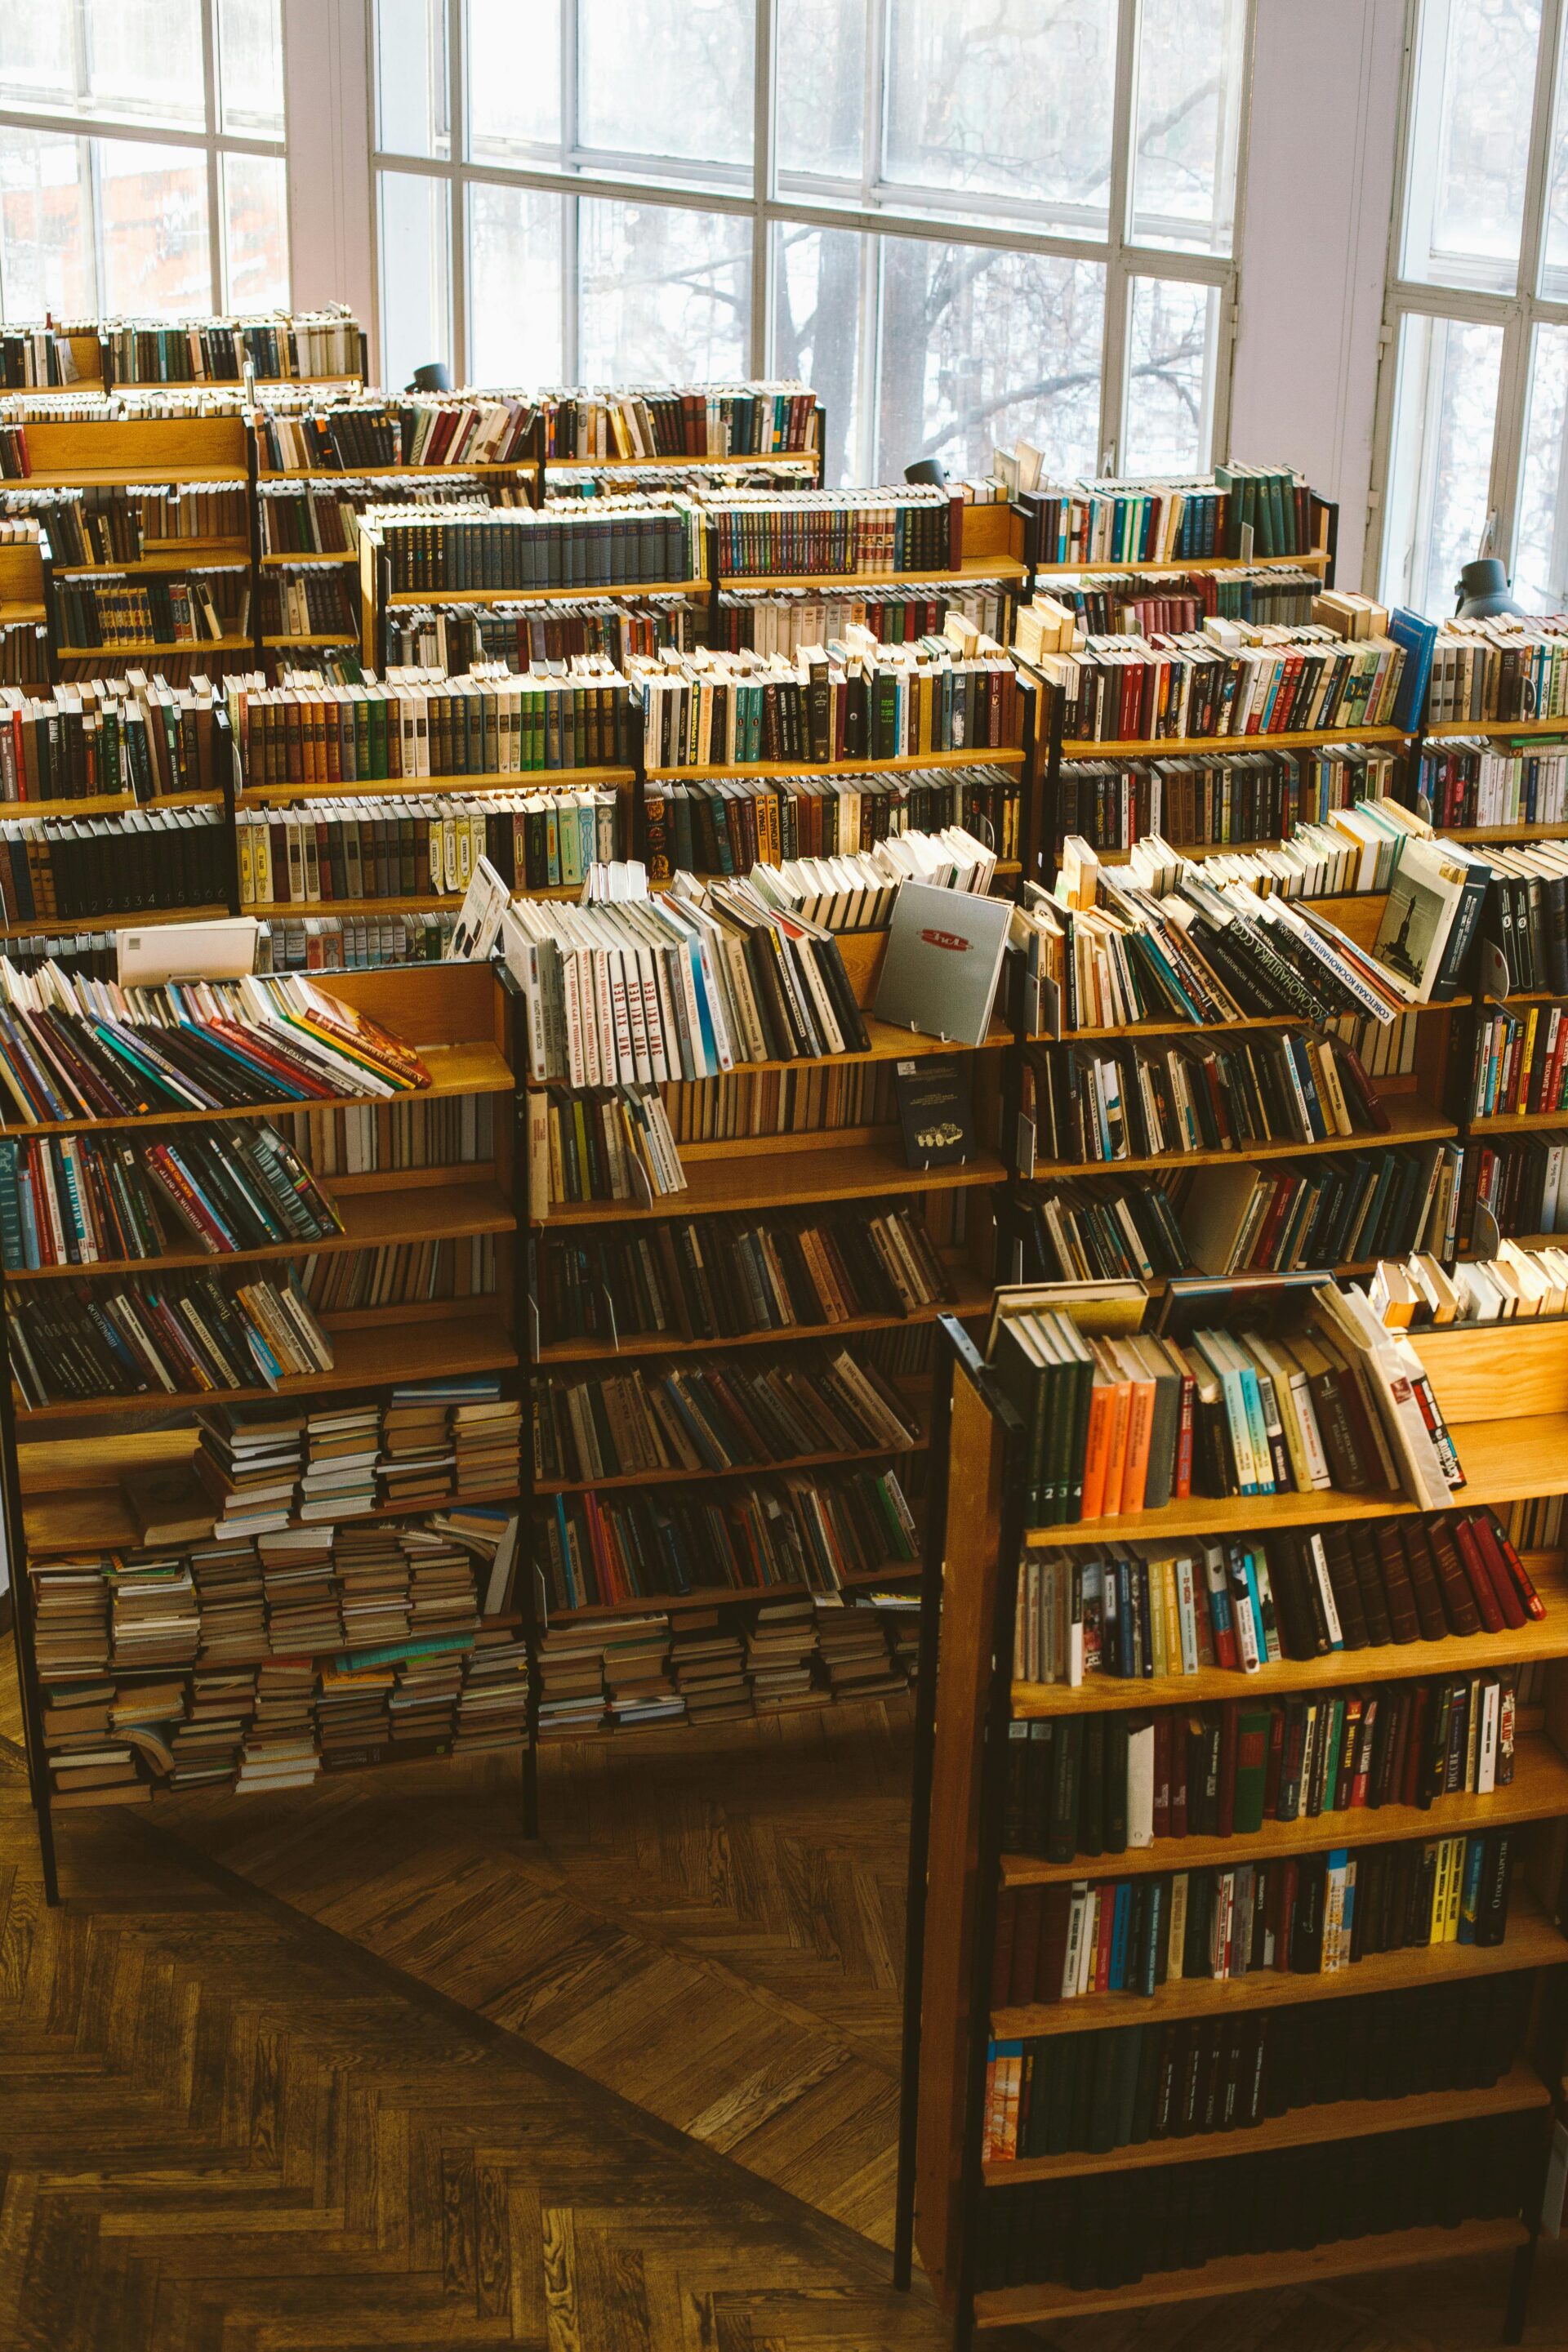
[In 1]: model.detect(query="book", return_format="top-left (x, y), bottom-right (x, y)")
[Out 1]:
top-left (874, 879), bottom-right (1012, 1048)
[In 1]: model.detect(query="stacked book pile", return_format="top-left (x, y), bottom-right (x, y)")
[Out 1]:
top-left (815, 1604), bottom-right (909, 1700)
top-left (452, 1624), bottom-right (532, 1750)
top-left (603, 1618), bottom-right (685, 1729)
top-left (259, 1527), bottom-right (343, 1650)
top-left (670, 1615), bottom-right (748, 1721)
top-left (746, 1596), bottom-right (823, 1710)
top-left (107, 1552), bottom-right (199, 1671)
top-left (237, 1656), bottom-right (319, 1791)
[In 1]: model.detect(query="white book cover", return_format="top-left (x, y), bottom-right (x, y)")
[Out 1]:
top-left (872, 879), bottom-right (1012, 1048)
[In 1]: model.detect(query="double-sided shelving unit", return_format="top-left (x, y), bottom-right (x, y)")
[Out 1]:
top-left (895, 1307), bottom-right (1568, 2343)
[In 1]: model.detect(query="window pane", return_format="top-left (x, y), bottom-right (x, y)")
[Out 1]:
top-left (376, 0), bottom-right (450, 159)
top-left (877, 238), bottom-right (1103, 482)
top-left (578, 198), bottom-right (751, 382)
top-left (80, 0), bottom-right (206, 130)
top-left (0, 130), bottom-right (96, 318)
top-left (1380, 312), bottom-right (1503, 617)
top-left (217, 0), bottom-right (285, 138)
top-left (884, 0), bottom-right (1116, 235)
top-left (1129, 0), bottom-right (1245, 255)
top-left (466, 0), bottom-right (560, 162)
top-left (98, 138), bottom-right (212, 314)
top-left (0, 10), bottom-right (78, 113)
top-left (223, 151), bottom-right (289, 313)
top-left (770, 220), bottom-right (865, 483)
top-left (577, 0), bottom-right (753, 184)
top-left (1401, 0), bottom-right (1542, 295)
top-left (1512, 322), bottom-right (1568, 608)
top-left (468, 184), bottom-right (563, 383)
top-left (378, 170), bottom-right (452, 391)
top-left (776, 0), bottom-right (867, 185)
top-left (1122, 276), bottom-right (1222, 473)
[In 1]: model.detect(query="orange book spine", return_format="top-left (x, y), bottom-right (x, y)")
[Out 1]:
top-left (1119, 1375), bottom-right (1156, 1516)
top-left (1079, 1375), bottom-right (1115, 1521)
top-left (1099, 1375), bottom-right (1134, 1518)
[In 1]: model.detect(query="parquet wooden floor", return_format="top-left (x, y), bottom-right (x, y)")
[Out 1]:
top-left (6, 1642), bottom-right (1568, 2347)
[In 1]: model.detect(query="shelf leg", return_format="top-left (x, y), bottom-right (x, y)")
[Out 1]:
top-left (521, 1737), bottom-right (540, 1841)
top-left (1503, 2230), bottom-right (1536, 2344)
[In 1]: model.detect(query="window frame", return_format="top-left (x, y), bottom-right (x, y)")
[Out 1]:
top-left (368, 0), bottom-right (1249, 480)
top-left (0, 0), bottom-right (290, 319)
top-left (1369, 0), bottom-right (1568, 606)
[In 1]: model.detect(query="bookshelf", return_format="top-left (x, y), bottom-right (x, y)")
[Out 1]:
top-left (0, 957), bottom-right (532, 1902)
top-left (895, 1305), bottom-right (1568, 2345)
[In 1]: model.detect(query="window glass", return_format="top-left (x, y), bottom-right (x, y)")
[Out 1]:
top-left (379, 170), bottom-right (452, 390)
top-left (876, 238), bottom-right (1103, 480)
top-left (1401, 0), bottom-right (1542, 294)
top-left (1129, 0), bottom-right (1246, 256)
top-left (1122, 276), bottom-right (1222, 473)
top-left (577, 0), bottom-right (753, 182)
top-left (884, 0), bottom-right (1116, 235)
top-left (466, 0), bottom-right (560, 163)
top-left (776, 0), bottom-right (867, 185)
top-left (578, 198), bottom-right (751, 382)
top-left (377, 0), bottom-right (450, 161)
top-left (770, 219), bottom-right (866, 482)
top-left (217, 0), bottom-right (285, 140)
top-left (1512, 321), bottom-right (1568, 609)
top-left (98, 137), bottom-right (212, 314)
top-left (1380, 312), bottom-right (1504, 617)
top-left (223, 150), bottom-right (289, 312)
top-left (0, 130), bottom-right (97, 319)
top-left (468, 184), bottom-right (564, 383)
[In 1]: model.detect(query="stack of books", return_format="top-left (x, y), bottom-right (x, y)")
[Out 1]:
top-left (746, 1596), bottom-right (825, 1711)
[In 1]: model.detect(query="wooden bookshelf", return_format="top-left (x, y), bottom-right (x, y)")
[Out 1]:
top-left (898, 1307), bottom-right (1568, 2341)
top-left (0, 957), bottom-right (533, 1886)
top-left (385, 579), bottom-right (707, 606)
top-left (1057, 724), bottom-right (1410, 759)
top-left (713, 555), bottom-right (1030, 593)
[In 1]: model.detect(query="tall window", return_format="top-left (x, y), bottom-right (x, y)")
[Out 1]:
top-left (0, 0), bottom-right (288, 324)
top-left (372, 0), bottom-right (1249, 483)
top-left (1376, 0), bottom-right (1568, 614)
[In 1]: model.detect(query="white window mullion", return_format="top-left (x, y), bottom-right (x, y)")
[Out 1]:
top-left (200, 0), bottom-right (224, 309)
top-left (750, 0), bottom-right (774, 378)
top-left (450, 1), bottom-right (467, 376)
top-left (562, 0), bottom-right (580, 380)
top-left (1097, 0), bottom-right (1138, 473)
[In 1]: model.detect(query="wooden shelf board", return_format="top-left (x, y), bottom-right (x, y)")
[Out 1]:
top-left (527, 1016), bottom-right (1011, 1091)
top-left (7, 1178), bottom-right (513, 1283)
top-left (715, 557), bottom-right (1027, 590)
top-left (1025, 1408), bottom-right (1568, 1547)
top-left (0, 791), bottom-right (225, 822)
top-left (24, 466), bottom-right (251, 488)
top-left (970, 2216), bottom-right (1530, 2328)
top-left (645, 747), bottom-right (1026, 781)
top-left (535, 1434), bottom-right (924, 1498)
top-left (537, 1266), bottom-right (993, 1365)
top-left (259, 550), bottom-right (358, 567)
top-left (1058, 725), bottom-right (1411, 758)
top-left (1020, 1094), bottom-right (1456, 1184)
top-left (1443, 822), bottom-right (1568, 843)
top-left (240, 766), bottom-right (634, 804)
top-left (385, 580), bottom-right (706, 606)
top-left (981, 2061), bottom-right (1550, 2185)
top-left (261, 632), bottom-right (357, 648)
top-left (51, 543), bottom-right (248, 576)
top-left (1046, 1002), bottom-right (1468, 1045)
top-left (0, 1039), bottom-right (514, 1139)
top-left (991, 1893), bottom-right (1565, 2039)
top-left (537, 1141), bottom-right (1009, 1226)
top-left (1424, 718), bottom-right (1568, 739)
top-left (542, 1579), bottom-right (815, 1624)
top-left (0, 602), bottom-right (47, 625)
top-left (1031, 550), bottom-right (1332, 577)
top-left (0, 900), bottom-right (230, 942)
top-left (14, 1310), bottom-right (516, 1420)
top-left (1470, 1106), bottom-right (1568, 1135)
top-left (247, 893), bottom-right (463, 920)
top-left (999, 1735), bottom-right (1568, 1889)
top-left (1013, 1567), bottom-right (1567, 1717)
top-left (56, 635), bottom-right (254, 657)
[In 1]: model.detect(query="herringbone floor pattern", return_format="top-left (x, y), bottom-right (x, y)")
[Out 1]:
top-left (5, 1641), bottom-right (1568, 2345)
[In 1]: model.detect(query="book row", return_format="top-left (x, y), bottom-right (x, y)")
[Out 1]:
top-left (0, 965), bottom-right (429, 1129)
top-left (1015, 1508), bottom-right (1539, 1690)
top-left (537, 1463), bottom-right (921, 1613)
top-left (537, 1200), bottom-right (956, 1348)
top-left (1462, 1004), bottom-right (1568, 1120)
top-left (976, 2114), bottom-right (1529, 2294)
top-left (1473, 1129), bottom-right (1568, 1240)
top-left (235, 790), bottom-right (623, 906)
top-left (1422, 614), bottom-right (1568, 726)
top-left (0, 678), bottom-right (224, 804)
top-left (536, 1084), bottom-right (687, 1208)
top-left (7, 1263), bottom-right (334, 1405)
top-left (537, 384), bottom-right (820, 462)
top-left (982, 1971), bottom-right (1526, 2164)
top-left (1026, 565), bottom-right (1321, 642)
top-left (534, 1342), bottom-right (922, 1487)
top-left (1175, 1142), bottom-right (1463, 1277)
top-left (711, 581), bottom-right (1011, 655)
top-left (53, 574), bottom-right (250, 651)
top-left (1373, 1241), bottom-right (1568, 1324)
top-left (1003, 1671), bottom-right (1521, 1864)
top-left (702, 485), bottom-right (960, 577)
top-left (252, 393), bottom-right (537, 474)
top-left (991, 1831), bottom-right (1517, 2014)
top-left (1039, 623), bottom-right (1408, 746)
top-left (381, 595), bottom-right (697, 675)
top-left (0, 808), bottom-right (229, 927)
top-left (372, 500), bottom-right (702, 593)
top-left (649, 762), bottom-right (1021, 878)
top-left (998, 460), bottom-right (1316, 565)
top-left (0, 1116), bottom-right (341, 1270)
top-left (1417, 738), bottom-right (1568, 831)
top-left (229, 670), bottom-right (635, 782)
top-left (258, 569), bottom-right (359, 639)
top-left (1052, 739), bottom-right (1400, 852)
top-left (991, 1276), bottom-right (1459, 1530)
top-left (100, 309), bottom-right (363, 385)
top-left (5, 482), bottom-right (252, 565)
top-left (629, 641), bottom-right (1022, 769)
top-left (1475, 840), bottom-right (1568, 994)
